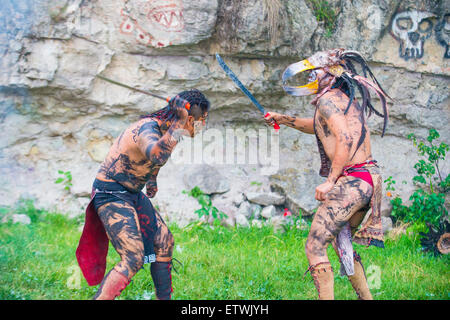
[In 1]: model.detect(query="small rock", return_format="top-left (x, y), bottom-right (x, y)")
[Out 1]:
top-left (237, 201), bottom-right (251, 218)
top-left (261, 205), bottom-right (276, 219)
top-left (270, 216), bottom-right (285, 234)
top-left (245, 191), bottom-right (285, 206)
top-left (235, 213), bottom-right (250, 228)
top-left (251, 219), bottom-right (263, 228)
top-left (381, 196), bottom-right (393, 217)
top-left (12, 214), bottom-right (31, 225)
top-left (237, 201), bottom-right (261, 219)
top-left (249, 203), bottom-right (262, 219)
top-left (221, 214), bottom-right (236, 228)
top-left (211, 196), bottom-right (238, 219)
top-left (232, 193), bottom-right (245, 207)
top-left (382, 216), bottom-right (393, 234)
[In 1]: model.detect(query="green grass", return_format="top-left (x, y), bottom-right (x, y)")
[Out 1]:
top-left (0, 206), bottom-right (449, 300)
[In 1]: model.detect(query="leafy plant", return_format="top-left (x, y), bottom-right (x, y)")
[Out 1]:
top-left (407, 129), bottom-right (449, 193)
top-left (183, 187), bottom-right (228, 221)
top-left (307, 0), bottom-right (337, 37)
top-left (385, 129), bottom-right (448, 231)
top-left (55, 170), bottom-right (73, 192)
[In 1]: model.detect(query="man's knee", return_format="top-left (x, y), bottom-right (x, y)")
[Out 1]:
top-left (305, 235), bottom-right (326, 258)
top-left (121, 246), bottom-right (145, 277)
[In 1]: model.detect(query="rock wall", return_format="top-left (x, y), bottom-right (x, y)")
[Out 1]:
top-left (1, 0), bottom-right (449, 227)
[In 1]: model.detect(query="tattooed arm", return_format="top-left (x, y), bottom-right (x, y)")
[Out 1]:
top-left (315, 98), bottom-right (353, 201)
top-left (137, 96), bottom-right (189, 167)
top-left (264, 112), bottom-right (314, 134)
top-left (137, 118), bottom-right (186, 166)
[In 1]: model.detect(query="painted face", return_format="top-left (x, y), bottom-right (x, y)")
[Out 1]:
top-left (185, 112), bottom-right (208, 137)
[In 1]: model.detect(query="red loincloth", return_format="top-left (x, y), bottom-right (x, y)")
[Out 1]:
top-left (75, 194), bottom-right (109, 286)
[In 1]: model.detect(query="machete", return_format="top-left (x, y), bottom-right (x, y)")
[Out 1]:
top-left (215, 53), bottom-right (280, 131)
top-left (96, 74), bottom-right (190, 110)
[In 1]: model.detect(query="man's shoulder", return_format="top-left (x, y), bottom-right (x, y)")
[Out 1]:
top-left (134, 117), bottom-right (161, 132)
top-left (125, 118), bottom-right (162, 144)
top-left (318, 89), bottom-right (348, 105)
top-left (316, 90), bottom-right (349, 117)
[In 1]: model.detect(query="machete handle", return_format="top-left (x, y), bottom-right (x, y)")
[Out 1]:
top-left (272, 121), bottom-right (280, 131)
top-left (264, 113), bottom-right (280, 132)
top-left (167, 97), bottom-right (191, 110)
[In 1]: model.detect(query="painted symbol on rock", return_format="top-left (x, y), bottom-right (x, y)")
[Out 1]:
top-left (391, 10), bottom-right (436, 60)
top-left (119, 0), bottom-right (185, 48)
top-left (148, 2), bottom-right (184, 32)
top-left (435, 13), bottom-right (450, 59)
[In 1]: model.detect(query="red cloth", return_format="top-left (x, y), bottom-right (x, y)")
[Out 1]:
top-left (75, 196), bottom-right (109, 286)
top-left (340, 162), bottom-right (374, 188)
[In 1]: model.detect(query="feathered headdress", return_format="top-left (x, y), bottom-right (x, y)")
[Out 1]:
top-left (282, 48), bottom-right (391, 137)
top-left (282, 49), bottom-right (392, 158)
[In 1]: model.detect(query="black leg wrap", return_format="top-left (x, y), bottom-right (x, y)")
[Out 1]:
top-left (151, 261), bottom-right (172, 300)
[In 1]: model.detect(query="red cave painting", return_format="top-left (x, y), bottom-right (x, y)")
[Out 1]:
top-left (148, 3), bottom-right (184, 32)
top-left (119, 0), bottom-right (184, 48)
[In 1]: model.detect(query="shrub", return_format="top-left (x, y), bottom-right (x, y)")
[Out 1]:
top-left (386, 129), bottom-right (448, 230)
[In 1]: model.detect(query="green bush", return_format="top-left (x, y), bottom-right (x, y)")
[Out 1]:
top-left (386, 129), bottom-right (448, 230)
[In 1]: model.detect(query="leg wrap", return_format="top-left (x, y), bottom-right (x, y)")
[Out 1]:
top-left (307, 262), bottom-right (334, 300)
top-left (151, 261), bottom-right (173, 300)
top-left (93, 268), bottom-right (130, 300)
top-left (348, 251), bottom-right (373, 300)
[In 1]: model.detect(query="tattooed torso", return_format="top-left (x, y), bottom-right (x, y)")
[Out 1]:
top-left (314, 88), bottom-right (372, 165)
top-left (97, 117), bottom-right (172, 194)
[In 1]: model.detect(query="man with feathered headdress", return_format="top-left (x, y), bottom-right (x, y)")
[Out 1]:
top-left (265, 48), bottom-right (390, 300)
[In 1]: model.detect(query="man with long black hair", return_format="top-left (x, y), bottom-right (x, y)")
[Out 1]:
top-left (265, 49), bottom-right (390, 300)
top-left (76, 89), bottom-right (210, 300)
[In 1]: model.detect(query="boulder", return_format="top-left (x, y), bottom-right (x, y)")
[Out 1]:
top-left (245, 191), bottom-right (285, 206)
top-left (269, 168), bottom-right (323, 216)
top-left (183, 164), bottom-right (230, 195)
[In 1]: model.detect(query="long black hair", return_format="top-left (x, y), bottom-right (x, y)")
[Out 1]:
top-left (142, 89), bottom-right (210, 121)
top-left (330, 51), bottom-right (391, 159)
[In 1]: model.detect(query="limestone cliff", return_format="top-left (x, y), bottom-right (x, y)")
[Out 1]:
top-left (0, 0), bottom-right (448, 226)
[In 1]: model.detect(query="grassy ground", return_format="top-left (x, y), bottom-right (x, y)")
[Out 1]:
top-left (0, 203), bottom-right (449, 300)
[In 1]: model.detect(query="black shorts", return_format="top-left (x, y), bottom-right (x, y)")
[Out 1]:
top-left (92, 178), bottom-right (158, 264)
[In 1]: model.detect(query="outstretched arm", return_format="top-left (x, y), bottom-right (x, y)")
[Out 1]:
top-left (314, 98), bottom-right (353, 200)
top-left (264, 112), bottom-right (314, 134)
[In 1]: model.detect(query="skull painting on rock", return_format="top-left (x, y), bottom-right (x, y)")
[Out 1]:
top-left (391, 10), bottom-right (436, 60)
top-left (435, 13), bottom-right (450, 58)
